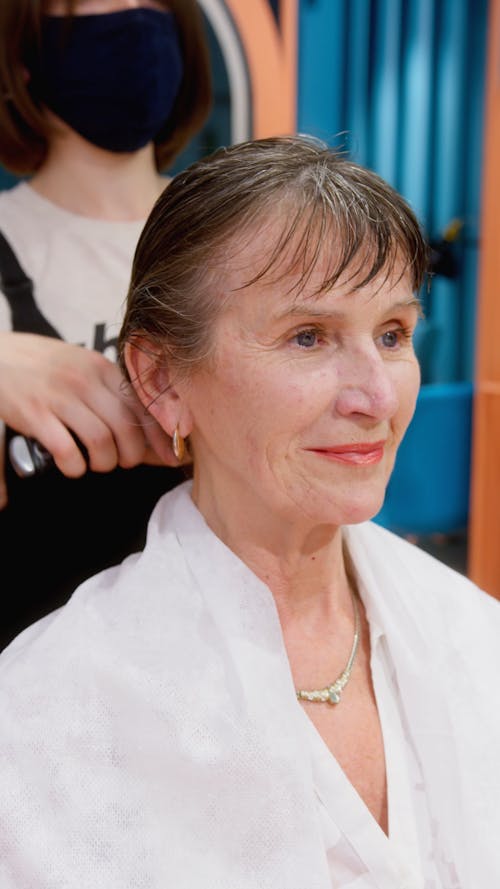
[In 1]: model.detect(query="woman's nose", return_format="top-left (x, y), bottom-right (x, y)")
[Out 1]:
top-left (334, 350), bottom-right (399, 419)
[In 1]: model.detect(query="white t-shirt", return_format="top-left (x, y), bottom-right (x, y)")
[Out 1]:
top-left (0, 181), bottom-right (145, 357)
top-left (0, 180), bottom-right (181, 652)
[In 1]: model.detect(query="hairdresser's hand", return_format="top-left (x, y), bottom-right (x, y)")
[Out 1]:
top-left (0, 332), bottom-right (183, 509)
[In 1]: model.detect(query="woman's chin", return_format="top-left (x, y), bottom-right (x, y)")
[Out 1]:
top-left (324, 487), bottom-right (388, 527)
top-left (340, 502), bottom-right (385, 526)
top-left (280, 486), bottom-right (387, 529)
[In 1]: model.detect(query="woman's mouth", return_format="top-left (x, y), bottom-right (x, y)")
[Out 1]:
top-left (306, 441), bottom-right (386, 466)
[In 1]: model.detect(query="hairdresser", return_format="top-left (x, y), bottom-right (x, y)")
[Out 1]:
top-left (0, 0), bottom-right (212, 648)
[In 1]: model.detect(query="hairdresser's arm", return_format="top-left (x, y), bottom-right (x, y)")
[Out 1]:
top-left (0, 331), bottom-right (178, 509)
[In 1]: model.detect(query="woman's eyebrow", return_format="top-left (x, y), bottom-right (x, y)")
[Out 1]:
top-left (272, 296), bottom-right (422, 322)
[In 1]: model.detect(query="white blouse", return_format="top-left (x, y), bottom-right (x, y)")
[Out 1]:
top-left (1, 481), bottom-right (499, 888)
top-left (309, 618), bottom-right (449, 887)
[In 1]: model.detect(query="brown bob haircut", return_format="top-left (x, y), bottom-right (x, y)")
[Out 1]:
top-left (0, 0), bottom-right (212, 175)
top-left (119, 135), bottom-right (429, 380)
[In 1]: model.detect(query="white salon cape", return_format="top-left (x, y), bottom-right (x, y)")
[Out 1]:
top-left (1, 481), bottom-right (500, 888)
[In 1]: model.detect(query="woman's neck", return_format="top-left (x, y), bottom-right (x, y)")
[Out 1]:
top-left (30, 127), bottom-right (167, 221)
top-left (192, 476), bottom-right (354, 624)
top-left (245, 529), bottom-right (353, 630)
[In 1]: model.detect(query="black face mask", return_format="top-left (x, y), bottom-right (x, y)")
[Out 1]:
top-left (32, 8), bottom-right (184, 153)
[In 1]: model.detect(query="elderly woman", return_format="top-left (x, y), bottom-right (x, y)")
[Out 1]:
top-left (1, 136), bottom-right (499, 888)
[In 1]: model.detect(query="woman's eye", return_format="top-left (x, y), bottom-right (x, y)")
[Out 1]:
top-left (294, 329), bottom-right (319, 348)
top-left (380, 328), bottom-right (408, 349)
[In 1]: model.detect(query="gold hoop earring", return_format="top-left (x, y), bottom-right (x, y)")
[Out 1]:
top-left (172, 426), bottom-right (185, 462)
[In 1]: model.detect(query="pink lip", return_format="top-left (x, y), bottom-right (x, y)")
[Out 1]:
top-left (306, 441), bottom-right (386, 466)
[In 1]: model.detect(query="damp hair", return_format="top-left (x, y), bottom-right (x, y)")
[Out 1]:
top-left (0, 0), bottom-right (212, 174)
top-left (119, 134), bottom-right (429, 379)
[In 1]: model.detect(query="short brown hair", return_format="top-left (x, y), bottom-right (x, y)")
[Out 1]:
top-left (119, 135), bottom-right (429, 378)
top-left (0, 0), bottom-right (212, 174)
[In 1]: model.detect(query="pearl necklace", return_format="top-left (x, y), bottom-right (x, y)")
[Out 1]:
top-left (296, 588), bottom-right (361, 705)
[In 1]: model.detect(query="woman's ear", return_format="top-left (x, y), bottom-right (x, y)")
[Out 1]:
top-left (123, 337), bottom-right (192, 437)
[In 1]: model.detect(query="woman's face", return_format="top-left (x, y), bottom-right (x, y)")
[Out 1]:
top-left (178, 219), bottom-right (421, 532)
top-left (44, 1), bottom-right (167, 14)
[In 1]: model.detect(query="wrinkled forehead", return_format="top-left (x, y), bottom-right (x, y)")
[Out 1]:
top-left (211, 203), bottom-right (414, 305)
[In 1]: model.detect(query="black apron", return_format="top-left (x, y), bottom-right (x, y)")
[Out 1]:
top-left (0, 230), bottom-right (184, 650)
